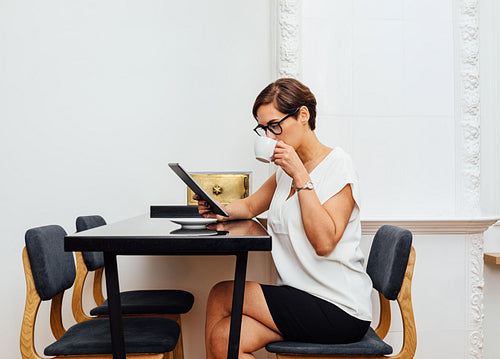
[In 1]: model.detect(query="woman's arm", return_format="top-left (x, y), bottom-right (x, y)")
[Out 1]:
top-left (196, 173), bottom-right (277, 221)
top-left (273, 141), bottom-right (355, 256)
top-left (296, 182), bottom-right (355, 256)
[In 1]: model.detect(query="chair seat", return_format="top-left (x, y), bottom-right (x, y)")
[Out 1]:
top-left (265, 328), bottom-right (393, 356)
top-left (90, 289), bottom-right (195, 316)
top-left (44, 317), bottom-right (180, 356)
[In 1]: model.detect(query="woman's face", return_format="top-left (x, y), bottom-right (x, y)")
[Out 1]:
top-left (255, 103), bottom-right (308, 148)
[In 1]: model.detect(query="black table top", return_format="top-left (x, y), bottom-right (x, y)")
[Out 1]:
top-left (65, 213), bottom-right (271, 255)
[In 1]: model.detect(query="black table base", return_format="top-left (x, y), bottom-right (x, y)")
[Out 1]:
top-left (104, 253), bottom-right (126, 359)
top-left (227, 253), bottom-right (248, 359)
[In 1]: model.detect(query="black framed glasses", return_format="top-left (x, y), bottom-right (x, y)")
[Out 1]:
top-left (253, 107), bottom-right (301, 136)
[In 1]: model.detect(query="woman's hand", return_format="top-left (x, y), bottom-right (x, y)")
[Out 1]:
top-left (272, 141), bottom-right (308, 181)
top-left (193, 194), bottom-right (228, 222)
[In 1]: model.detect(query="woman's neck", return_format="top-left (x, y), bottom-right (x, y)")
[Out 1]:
top-left (296, 132), bottom-right (323, 165)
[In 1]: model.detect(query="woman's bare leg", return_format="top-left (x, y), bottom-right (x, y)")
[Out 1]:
top-left (210, 314), bottom-right (282, 359)
top-left (206, 281), bottom-right (283, 359)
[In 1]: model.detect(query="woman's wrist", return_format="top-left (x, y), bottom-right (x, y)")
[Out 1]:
top-left (292, 171), bottom-right (311, 189)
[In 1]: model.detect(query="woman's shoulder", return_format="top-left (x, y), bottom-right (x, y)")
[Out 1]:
top-left (315, 147), bottom-right (358, 183)
top-left (322, 147), bottom-right (356, 170)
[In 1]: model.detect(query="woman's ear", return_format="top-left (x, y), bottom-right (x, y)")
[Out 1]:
top-left (298, 106), bottom-right (310, 126)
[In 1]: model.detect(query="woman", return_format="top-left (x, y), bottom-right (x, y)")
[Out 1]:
top-left (197, 78), bottom-right (372, 359)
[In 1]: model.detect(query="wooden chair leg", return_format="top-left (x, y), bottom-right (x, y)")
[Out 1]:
top-left (93, 267), bottom-right (106, 306)
top-left (375, 292), bottom-right (391, 340)
top-left (72, 252), bottom-right (94, 322)
top-left (50, 292), bottom-right (66, 339)
top-left (20, 248), bottom-right (43, 359)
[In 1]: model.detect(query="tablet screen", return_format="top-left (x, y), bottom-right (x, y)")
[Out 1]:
top-left (168, 163), bottom-right (229, 217)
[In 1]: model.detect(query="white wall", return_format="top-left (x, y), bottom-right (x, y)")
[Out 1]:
top-left (297, 0), bottom-right (499, 358)
top-left (4, 1), bottom-right (500, 359)
top-left (301, 0), bottom-right (455, 218)
top-left (0, 1), bottom-right (273, 358)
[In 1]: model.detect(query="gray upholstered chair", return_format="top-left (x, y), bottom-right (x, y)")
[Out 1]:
top-left (72, 215), bottom-right (194, 359)
top-left (266, 225), bottom-right (416, 359)
top-left (21, 224), bottom-right (180, 359)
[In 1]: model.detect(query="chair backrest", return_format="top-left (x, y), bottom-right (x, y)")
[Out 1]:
top-left (75, 215), bottom-right (106, 271)
top-left (22, 225), bottom-right (74, 359)
top-left (366, 225), bottom-right (417, 359)
top-left (366, 225), bottom-right (413, 300)
top-left (25, 225), bottom-right (76, 301)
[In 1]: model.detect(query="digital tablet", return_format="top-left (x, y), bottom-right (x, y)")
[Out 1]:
top-left (168, 163), bottom-right (229, 217)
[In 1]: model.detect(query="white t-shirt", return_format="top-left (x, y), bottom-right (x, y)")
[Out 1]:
top-left (267, 147), bottom-right (372, 321)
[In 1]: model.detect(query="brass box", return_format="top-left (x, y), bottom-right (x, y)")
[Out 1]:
top-left (186, 172), bottom-right (250, 206)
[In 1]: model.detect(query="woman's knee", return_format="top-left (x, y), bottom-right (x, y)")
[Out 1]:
top-left (207, 281), bottom-right (267, 322)
top-left (207, 281), bottom-right (234, 313)
top-left (208, 281), bottom-right (234, 301)
top-left (208, 317), bottom-right (231, 358)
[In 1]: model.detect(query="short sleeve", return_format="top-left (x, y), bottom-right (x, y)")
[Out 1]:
top-left (315, 149), bottom-right (361, 208)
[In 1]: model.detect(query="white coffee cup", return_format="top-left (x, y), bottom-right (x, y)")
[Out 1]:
top-left (254, 137), bottom-right (277, 163)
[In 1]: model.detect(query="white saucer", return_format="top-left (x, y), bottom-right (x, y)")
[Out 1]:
top-left (169, 217), bottom-right (217, 229)
top-left (169, 228), bottom-right (219, 236)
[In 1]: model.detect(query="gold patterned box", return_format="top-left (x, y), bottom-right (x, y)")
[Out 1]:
top-left (186, 172), bottom-right (251, 206)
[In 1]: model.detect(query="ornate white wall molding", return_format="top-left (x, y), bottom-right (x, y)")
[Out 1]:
top-left (458, 0), bottom-right (481, 218)
top-left (457, 1), bottom-right (482, 357)
top-left (276, 0), bottom-right (300, 78)
top-left (361, 218), bottom-right (498, 236)
top-left (467, 233), bottom-right (484, 359)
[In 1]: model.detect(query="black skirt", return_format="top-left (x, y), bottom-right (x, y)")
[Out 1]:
top-left (260, 284), bottom-right (370, 344)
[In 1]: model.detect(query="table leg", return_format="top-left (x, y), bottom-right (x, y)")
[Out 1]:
top-left (227, 252), bottom-right (248, 359)
top-left (103, 253), bottom-right (125, 359)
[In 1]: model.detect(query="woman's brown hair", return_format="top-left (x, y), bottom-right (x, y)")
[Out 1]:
top-left (252, 78), bottom-right (317, 130)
